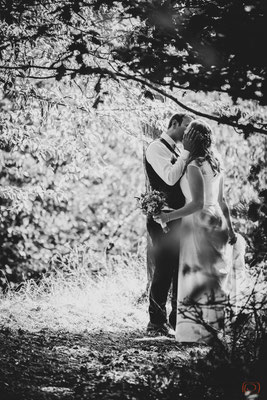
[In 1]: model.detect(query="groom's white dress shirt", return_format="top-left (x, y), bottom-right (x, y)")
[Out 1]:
top-left (146, 132), bottom-right (189, 186)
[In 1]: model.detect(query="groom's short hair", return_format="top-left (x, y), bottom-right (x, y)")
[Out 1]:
top-left (168, 113), bottom-right (194, 128)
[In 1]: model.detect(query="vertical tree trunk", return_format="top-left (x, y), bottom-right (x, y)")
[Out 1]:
top-left (142, 123), bottom-right (161, 285)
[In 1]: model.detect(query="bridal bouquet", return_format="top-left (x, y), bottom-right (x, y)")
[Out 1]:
top-left (136, 190), bottom-right (169, 233)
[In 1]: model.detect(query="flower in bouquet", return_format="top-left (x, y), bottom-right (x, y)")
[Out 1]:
top-left (136, 190), bottom-right (167, 217)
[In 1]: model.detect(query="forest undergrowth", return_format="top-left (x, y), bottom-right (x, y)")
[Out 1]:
top-left (0, 87), bottom-right (266, 399)
top-left (0, 251), bottom-right (148, 333)
top-left (0, 251), bottom-right (211, 400)
top-left (1, 248), bottom-right (266, 400)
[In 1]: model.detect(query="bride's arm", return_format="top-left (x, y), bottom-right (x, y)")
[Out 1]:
top-left (156, 165), bottom-right (204, 224)
top-left (218, 175), bottom-right (237, 243)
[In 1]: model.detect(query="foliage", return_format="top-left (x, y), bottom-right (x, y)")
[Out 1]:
top-left (0, 251), bottom-right (147, 331)
top-left (179, 275), bottom-right (267, 399)
top-left (0, 3), bottom-right (266, 398)
top-left (0, 76), bottom-right (148, 289)
top-left (0, 0), bottom-right (265, 290)
top-left (247, 173), bottom-right (267, 266)
top-left (0, 0), bottom-right (266, 134)
top-left (0, 78), bottom-right (266, 289)
top-left (0, 251), bottom-right (266, 400)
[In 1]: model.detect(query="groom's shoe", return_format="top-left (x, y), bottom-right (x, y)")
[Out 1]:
top-left (147, 322), bottom-right (175, 337)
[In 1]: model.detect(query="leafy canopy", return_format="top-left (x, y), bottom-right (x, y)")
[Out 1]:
top-left (0, 0), bottom-right (267, 134)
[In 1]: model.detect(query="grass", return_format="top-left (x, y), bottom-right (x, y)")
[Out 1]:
top-left (2, 249), bottom-right (211, 400)
top-left (0, 250), bottom-right (148, 333)
top-left (1, 249), bottom-right (266, 399)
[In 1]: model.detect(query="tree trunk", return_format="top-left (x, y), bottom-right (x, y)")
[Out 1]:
top-left (142, 123), bottom-right (162, 285)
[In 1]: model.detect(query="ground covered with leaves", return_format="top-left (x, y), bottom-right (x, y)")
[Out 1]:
top-left (0, 327), bottom-right (219, 400)
top-left (1, 257), bottom-right (265, 400)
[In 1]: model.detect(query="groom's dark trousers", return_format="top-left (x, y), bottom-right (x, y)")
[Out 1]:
top-left (147, 217), bottom-right (181, 328)
top-left (145, 138), bottom-right (185, 329)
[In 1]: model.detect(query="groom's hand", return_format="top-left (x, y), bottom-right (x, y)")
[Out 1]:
top-left (183, 128), bottom-right (197, 153)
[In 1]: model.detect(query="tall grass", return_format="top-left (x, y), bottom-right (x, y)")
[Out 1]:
top-left (0, 248), bottom-right (148, 333)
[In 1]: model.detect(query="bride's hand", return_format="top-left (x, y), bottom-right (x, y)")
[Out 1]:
top-left (228, 229), bottom-right (237, 245)
top-left (153, 212), bottom-right (169, 225)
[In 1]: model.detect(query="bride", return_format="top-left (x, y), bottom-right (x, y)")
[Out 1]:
top-left (155, 119), bottom-right (237, 343)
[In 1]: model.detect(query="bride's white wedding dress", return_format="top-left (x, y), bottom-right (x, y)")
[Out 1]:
top-left (176, 159), bottom-right (234, 343)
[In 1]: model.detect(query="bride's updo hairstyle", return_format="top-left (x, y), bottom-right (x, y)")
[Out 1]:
top-left (185, 119), bottom-right (221, 175)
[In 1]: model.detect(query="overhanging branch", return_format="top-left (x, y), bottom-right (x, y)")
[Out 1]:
top-left (117, 73), bottom-right (267, 136)
top-left (1, 63), bottom-right (266, 135)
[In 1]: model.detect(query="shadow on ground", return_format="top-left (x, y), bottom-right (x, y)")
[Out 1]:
top-left (3, 325), bottom-right (264, 400)
top-left (0, 327), bottom-right (215, 400)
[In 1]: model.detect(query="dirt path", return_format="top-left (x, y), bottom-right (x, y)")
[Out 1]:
top-left (0, 327), bottom-right (210, 400)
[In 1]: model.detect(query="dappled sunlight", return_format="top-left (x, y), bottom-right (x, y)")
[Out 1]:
top-left (0, 253), bottom-right (148, 333)
top-left (0, 2), bottom-right (266, 399)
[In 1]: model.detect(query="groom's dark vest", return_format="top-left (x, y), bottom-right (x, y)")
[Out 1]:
top-left (145, 138), bottom-right (185, 210)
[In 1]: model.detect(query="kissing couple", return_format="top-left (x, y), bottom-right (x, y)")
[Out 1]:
top-left (145, 113), bottom-right (239, 343)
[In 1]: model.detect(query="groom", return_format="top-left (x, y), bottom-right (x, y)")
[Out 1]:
top-left (145, 113), bottom-right (195, 336)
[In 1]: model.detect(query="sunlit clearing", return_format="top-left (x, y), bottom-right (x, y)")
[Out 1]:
top-left (0, 253), bottom-right (148, 333)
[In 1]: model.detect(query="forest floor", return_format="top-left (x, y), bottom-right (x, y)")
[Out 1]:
top-left (1, 259), bottom-right (262, 400)
top-left (0, 326), bottom-right (212, 400)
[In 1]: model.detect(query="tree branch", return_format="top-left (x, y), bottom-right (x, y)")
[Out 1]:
top-left (1, 63), bottom-right (266, 135)
top-left (116, 72), bottom-right (267, 136)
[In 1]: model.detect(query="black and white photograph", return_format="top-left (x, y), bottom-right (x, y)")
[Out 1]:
top-left (0, 1), bottom-right (266, 399)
